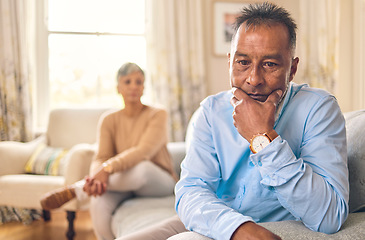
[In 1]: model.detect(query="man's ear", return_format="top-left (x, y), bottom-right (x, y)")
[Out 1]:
top-left (289, 57), bottom-right (299, 81)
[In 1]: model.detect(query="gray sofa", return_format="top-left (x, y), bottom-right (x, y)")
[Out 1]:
top-left (111, 109), bottom-right (365, 239)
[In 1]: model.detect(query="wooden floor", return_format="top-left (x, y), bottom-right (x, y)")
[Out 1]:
top-left (0, 210), bottom-right (97, 240)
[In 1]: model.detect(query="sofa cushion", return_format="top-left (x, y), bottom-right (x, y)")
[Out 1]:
top-left (111, 196), bottom-right (177, 237)
top-left (259, 212), bottom-right (365, 239)
top-left (344, 110), bottom-right (365, 212)
top-left (0, 174), bottom-right (64, 209)
top-left (167, 232), bottom-right (210, 240)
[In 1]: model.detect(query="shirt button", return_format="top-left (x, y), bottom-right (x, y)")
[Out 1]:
top-left (249, 161), bottom-right (254, 167)
top-left (269, 186), bottom-right (274, 191)
top-left (258, 160), bottom-right (262, 166)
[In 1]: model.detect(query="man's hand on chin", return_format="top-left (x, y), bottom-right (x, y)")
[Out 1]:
top-left (231, 222), bottom-right (282, 240)
top-left (230, 87), bottom-right (282, 142)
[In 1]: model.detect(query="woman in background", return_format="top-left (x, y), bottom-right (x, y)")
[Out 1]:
top-left (41, 62), bottom-right (177, 240)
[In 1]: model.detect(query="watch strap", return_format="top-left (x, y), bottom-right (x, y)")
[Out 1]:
top-left (264, 129), bottom-right (278, 142)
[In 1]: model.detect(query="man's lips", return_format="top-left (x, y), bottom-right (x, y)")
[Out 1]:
top-left (247, 94), bottom-right (268, 102)
top-left (231, 87), bottom-right (270, 102)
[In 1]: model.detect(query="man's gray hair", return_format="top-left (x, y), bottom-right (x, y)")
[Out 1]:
top-left (116, 62), bottom-right (144, 81)
top-left (233, 2), bottom-right (297, 53)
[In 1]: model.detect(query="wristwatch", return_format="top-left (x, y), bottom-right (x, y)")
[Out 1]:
top-left (249, 130), bottom-right (278, 154)
top-left (102, 162), bottom-right (113, 173)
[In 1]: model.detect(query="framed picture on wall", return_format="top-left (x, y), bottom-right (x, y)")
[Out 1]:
top-left (213, 1), bottom-right (249, 56)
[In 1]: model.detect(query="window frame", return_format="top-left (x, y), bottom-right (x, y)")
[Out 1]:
top-left (34, 0), bottom-right (147, 131)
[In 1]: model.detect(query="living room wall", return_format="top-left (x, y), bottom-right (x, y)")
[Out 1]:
top-left (201, 0), bottom-right (361, 113)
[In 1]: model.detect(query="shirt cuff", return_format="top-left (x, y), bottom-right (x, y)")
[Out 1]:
top-left (250, 136), bottom-right (298, 187)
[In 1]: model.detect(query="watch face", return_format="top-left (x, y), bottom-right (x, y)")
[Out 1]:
top-left (251, 135), bottom-right (271, 153)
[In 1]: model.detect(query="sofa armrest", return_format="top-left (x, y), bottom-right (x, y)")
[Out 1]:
top-left (63, 143), bottom-right (97, 185)
top-left (0, 136), bottom-right (46, 176)
top-left (258, 212), bottom-right (365, 239)
top-left (167, 213), bottom-right (365, 240)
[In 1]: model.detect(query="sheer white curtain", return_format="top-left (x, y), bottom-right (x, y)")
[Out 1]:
top-left (0, 0), bottom-right (34, 142)
top-left (0, 0), bottom-right (39, 225)
top-left (298, 0), bottom-right (340, 93)
top-left (145, 0), bottom-right (206, 141)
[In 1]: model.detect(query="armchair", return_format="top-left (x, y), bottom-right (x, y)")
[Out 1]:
top-left (0, 108), bottom-right (111, 240)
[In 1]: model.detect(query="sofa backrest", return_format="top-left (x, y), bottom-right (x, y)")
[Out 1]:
top-left (46, 108), bottom-right (113, 149)
top-left (167, 142), bottom-right (186, 177)
top-left (167, 110), bottom-right (199, 178)
top-left (344, 109), bottom-right (365, 213)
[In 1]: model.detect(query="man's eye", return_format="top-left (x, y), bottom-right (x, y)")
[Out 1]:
top-left (264, 62), bottom-right (277, 67)
top-left (125, 80), bottom-right (131, 84)
top-left (238, 60), bottom-right (249, 66)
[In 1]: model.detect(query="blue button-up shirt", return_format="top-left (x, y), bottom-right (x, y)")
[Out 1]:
top-left (175, 82), bottom-right (349, 240)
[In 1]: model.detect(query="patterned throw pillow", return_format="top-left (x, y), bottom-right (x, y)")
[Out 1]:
top-left (24, 143), bottom-right (69, 176)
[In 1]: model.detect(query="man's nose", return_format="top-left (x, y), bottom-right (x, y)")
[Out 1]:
top-left (246, 66), bottom-right (263, 86)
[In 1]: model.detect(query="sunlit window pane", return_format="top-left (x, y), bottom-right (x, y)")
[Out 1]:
top-left (48, 0), bottom-right (145, 34)
top-left (47, 0), bottom-right (146, 110)
top-left (48, 34), bottom-right (146, 109)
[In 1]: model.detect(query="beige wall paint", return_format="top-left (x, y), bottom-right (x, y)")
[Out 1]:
top-left (202, 0), bottom-right (357, 112)
top-left (202, 0), bottom-right (230, 96)
top-left (337, 0), bottom-right (353, 112)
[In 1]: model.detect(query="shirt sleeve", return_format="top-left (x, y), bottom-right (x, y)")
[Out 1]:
top-left (251, 95), bottom-right (349, 234)
top-left (175, 106), bottom-right (252, 240)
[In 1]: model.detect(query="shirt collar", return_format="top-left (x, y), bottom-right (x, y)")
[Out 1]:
top-left (275, 82), bottom-right (292, 122)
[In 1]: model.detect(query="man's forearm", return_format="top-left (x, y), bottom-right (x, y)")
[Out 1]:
top-left (175, 179), bottom-right (251, 239)
top-left (252, 137), bottom-right (348, 233)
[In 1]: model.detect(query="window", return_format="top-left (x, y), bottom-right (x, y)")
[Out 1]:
top-left (36, 0), bottom-right (146, 129)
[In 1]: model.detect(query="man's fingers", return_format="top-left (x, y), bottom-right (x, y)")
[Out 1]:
top-left (231, 87), bottom-right (251, 110)
top-left (230, 96), bottom-right (240, 108)
top-left (231, 87), bottom-right (250, 101)
top-left (266, 89), bottom-right (283, 106)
